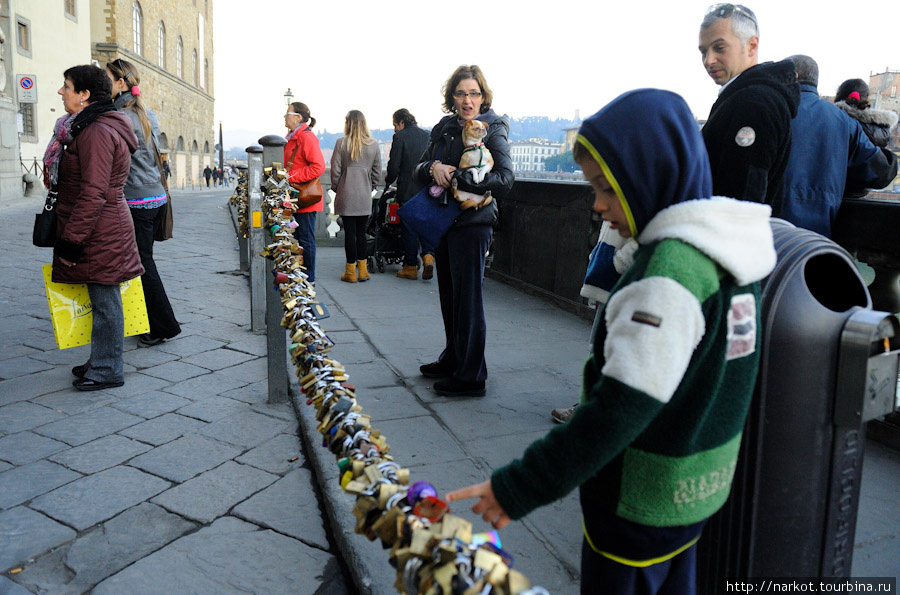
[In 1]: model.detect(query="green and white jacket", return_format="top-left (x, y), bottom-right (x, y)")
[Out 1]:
top-left (492, 197), bottom-right (776, 559)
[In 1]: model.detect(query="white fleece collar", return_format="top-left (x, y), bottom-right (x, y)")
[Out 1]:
top-left (638, 197), bottom-right (776, 286)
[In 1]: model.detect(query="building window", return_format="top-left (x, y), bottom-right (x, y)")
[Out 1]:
top-left (191, 49), bottom-right (197, 86)
top-left (176, 37), bottom-right (183, 78)
top-left (15, 16), bottom-right (32, 58)
top-left (132, 1), bottom-right (143, 55)
top-left (203, 58), bottom-right (209, 90)
top-left (157, 22), bottom-right (165, 68)
top-left (18, 103), bottom-right (37, 142)
top-left (65, 0), bottom-right (77, 20)
top-left (892, 86), bottom-right (897, 99)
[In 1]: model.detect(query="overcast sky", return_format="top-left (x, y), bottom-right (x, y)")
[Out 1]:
top-left (212, 0), bottom-right (899, 145)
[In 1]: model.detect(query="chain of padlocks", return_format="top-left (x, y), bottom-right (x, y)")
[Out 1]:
top-left (230, 172), bottom-right (249, 239)
top-left (252, 164), bottom-right (550, 595)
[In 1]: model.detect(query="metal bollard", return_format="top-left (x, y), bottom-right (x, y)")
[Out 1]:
top-left (247, 145), bottom-right (266, 331)
top-left (260, 135), bottom-right (289, 404)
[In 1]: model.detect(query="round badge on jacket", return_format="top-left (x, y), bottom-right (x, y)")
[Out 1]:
top-left (735, 126), bottom-right (756, 147)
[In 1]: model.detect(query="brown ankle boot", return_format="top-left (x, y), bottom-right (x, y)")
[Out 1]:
top-left (422, 254), bottom-right (435, 280)
top-left (357, 259), bottom-right (370, 282)
top-left (341, 262), bottom-right (358, 283)
top-left (396, 265), bottom-right (418, 280)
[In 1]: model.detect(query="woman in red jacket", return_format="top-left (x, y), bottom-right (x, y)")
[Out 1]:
top-left (48, 64), bottom-right (144, 391)
top-left (284, 102), bottom-right (326, 283)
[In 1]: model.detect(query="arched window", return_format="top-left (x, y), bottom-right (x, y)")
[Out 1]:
top-left (157, 21), bottom-right (165, 68)
top-left (191, 140), bottom-right (199, 153)
top-left (203, 141), bottom-right (210, 153)
top-left (158, 133), bottom-right (169, 150)
top-left (176, 136), bottom-right (185, 151)
top-left (132, 1), bottom-right (143, 55)
top-left (191, 49), bottom-right (197, 86)
top-left (176, 37), bottom-right (183, 79)
top-left (203, 59), bottom-right (209, 91)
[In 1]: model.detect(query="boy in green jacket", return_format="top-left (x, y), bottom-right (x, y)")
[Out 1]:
top-left (447, 89), bottom-right (777, 595)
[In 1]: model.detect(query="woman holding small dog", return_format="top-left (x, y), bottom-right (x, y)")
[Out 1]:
top-left (332, 110), bottom-right (382, 282)
top-left (413, 64), bottom-right (514, 397)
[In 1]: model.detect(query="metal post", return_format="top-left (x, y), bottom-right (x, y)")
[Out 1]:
top-left (259, 135), bottom-right (289, 404)
top-left (247, 145), bottom-right (265, 331)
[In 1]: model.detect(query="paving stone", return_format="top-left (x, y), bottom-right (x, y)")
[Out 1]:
top-left (99, 372), bottom-right (173, 398)
top-left (0, 461), bottom-right (11, 472)
top-left (162, 373), bottom-right (249, 400)
top-left (151, 461), bottom-right (277, 523)
top-left (233, 468), bottom-right (329, 550)
top-left (0, 460), bottom-right (81, 510)
top-left (348, 385), bottom-right (429, 422)
top-left (181, 347), bottom-right (256, 371)
top-left (117, 413), bottom-right (207, 446)
top-left (33, 407), bottom-right (143, 447)
top-left (0, 355), bottom-right (55, 380)
top-left (139, 360), bottom-right (210, 383)
top-left (0, 431), bottom-right (68, 466)
top-left (235, 433), bottom-right (304, 475)
top-left (175, 395), bottom-right (250, 422)
top-left (129, 434), bottom-right (241, 482)
top-left (92, 516), bottom-right (334, 595)
top-left (198, 409), bottom-right (291, 449)
top-left (220, 380), bottom-right (268, 404)
top-left (121, 347), bottom-right (180, 370)
top-left (0, 576), bottom-right (32, 594)
top-left (224, 335), bottom-right (267, 357)
top-left (12, 502), bottom-right (197, 594)
top-left (376, 416), bottom-right (467, 467)
top-left (0, 507), bottom-right (76, 573)
top-left (111, 391), bottom-right (193, 419)
top-left (48, 435), bottom-right (152, 474)
top-left (30, 466), bottom-right (171, 531)
top-left (154, 334), bottom-right (225, 357)
top-left (33, 390), bottom-right (118, 416)
top-left (249, 401), bottom-right (296, 421)
top-left (212, 357), bottom-right (269, 385)
top-left (0, 344), bottom-right (40, 362)
top-left (0, 401), bottom-right (67, 434)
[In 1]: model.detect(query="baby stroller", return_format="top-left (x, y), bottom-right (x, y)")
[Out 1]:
top-left (366, 187), bottom-right (404, 273)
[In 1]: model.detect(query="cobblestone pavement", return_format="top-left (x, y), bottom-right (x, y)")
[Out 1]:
top-left (0, 187), bottom-right (351, 595)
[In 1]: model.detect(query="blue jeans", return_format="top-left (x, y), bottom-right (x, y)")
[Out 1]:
top-left (292, 212), bottom-right (317, 282)
top-left (85, 283), bottom-right (124, 383)
top-left (401, 218), bottom-right (435, 266)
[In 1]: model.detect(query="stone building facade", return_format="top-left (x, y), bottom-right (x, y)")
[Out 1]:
top-left (91, 0), bottom-right (215, 187)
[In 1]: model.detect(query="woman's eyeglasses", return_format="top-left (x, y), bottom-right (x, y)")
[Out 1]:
top-left (453, 91), bottom-right (482, 100)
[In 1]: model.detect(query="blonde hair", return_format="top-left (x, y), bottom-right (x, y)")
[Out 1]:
top-left (106, 58), bottom-right (151, 142)
top-left (343, 110), bottom-right (375, 161)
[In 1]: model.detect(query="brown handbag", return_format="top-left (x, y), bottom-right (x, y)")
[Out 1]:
top-left (286, 131), bottom-right (323, 209)
top-left (150, 134), bottom-right (174, 241)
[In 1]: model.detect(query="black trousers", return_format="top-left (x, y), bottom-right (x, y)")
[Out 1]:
top-left (435, 224), bottom-right (492, 383)
top-left (130, 205), bottom-right (181, 340)
top-left (342, 215), bottom-right (369, 263)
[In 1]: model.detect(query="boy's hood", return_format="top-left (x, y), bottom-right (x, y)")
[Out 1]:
top-left (640, 197), bottom-right (776, 286)
top-left (576, 89), bottom-right (712, 237)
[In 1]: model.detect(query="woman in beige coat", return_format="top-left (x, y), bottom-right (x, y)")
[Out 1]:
top-left (331, 110), bottom-right (382, 282)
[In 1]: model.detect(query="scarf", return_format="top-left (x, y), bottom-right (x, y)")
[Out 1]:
top-left (42, 114), bottom-right (75, 188)
top-left (42, 99), bottom-right (118, 188)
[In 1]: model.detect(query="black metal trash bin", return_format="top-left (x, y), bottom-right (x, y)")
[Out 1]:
top-left (697, 219), bottom-right (899, 591)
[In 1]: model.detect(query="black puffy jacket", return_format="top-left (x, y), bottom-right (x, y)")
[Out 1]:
top-left (413, 109), bottom-right (514, 227)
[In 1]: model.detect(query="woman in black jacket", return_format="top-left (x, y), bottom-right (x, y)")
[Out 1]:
top-left (835, 79), bottom-right (899, 197)
top-left (413, 65), bottom-right (514, 397)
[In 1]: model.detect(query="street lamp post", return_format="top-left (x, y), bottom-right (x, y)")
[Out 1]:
top-left (284, 88), bottom-right (294, 106)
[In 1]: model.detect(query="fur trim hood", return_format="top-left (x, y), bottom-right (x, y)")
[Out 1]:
top-left (639, 197), bottom-right (776, 286)
top-left (835, 101), bottom-right (899, 130)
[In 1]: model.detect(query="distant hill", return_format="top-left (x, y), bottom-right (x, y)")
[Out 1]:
top-left (224, 115), bottom-right (580, 157)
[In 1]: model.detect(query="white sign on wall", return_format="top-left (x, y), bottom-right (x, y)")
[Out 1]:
top-left (16, 74), bottom-right (37, 103)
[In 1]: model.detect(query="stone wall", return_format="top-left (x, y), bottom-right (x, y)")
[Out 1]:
top-left (91, 0), bottom-right (214, 187)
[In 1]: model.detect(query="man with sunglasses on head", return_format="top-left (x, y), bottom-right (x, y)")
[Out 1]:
top-left (699, 4), bottom-right (800, 206)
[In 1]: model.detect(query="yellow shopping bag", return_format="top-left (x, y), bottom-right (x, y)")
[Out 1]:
top-left (42, 264), bottom-right (150, 350)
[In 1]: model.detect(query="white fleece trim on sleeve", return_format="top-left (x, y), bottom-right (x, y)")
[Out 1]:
top-left (602, 277), bottom-right (706, 404)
